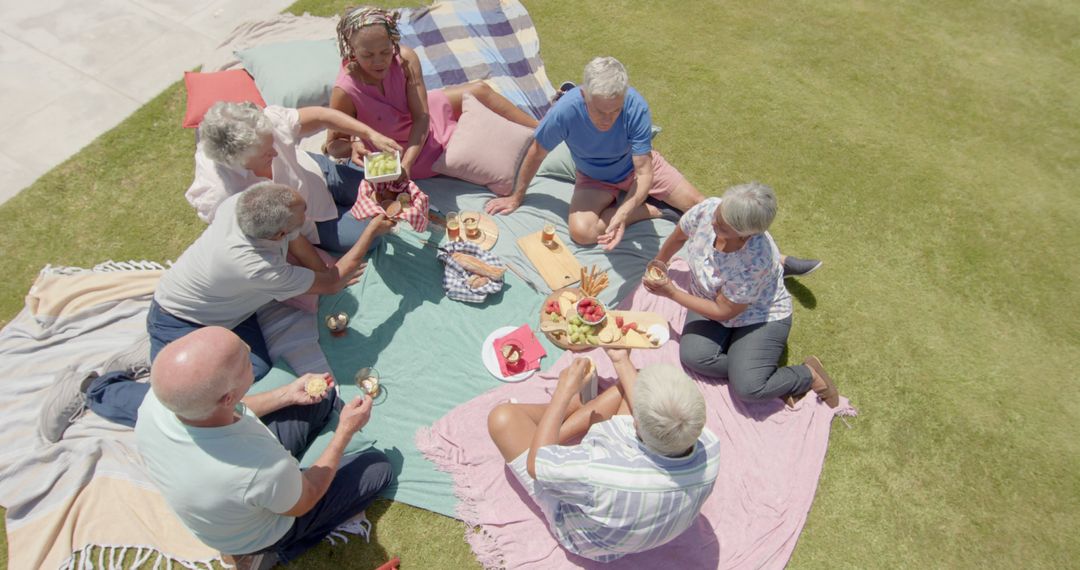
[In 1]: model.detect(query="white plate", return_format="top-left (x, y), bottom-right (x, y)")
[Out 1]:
top-left (482, 326), bottom-right (537, 382)
top-left (647, 323), bottom-right (671, 346)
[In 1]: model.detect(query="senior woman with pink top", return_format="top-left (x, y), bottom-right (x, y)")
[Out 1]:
top-left (325, 6), bottom-right (538, 181)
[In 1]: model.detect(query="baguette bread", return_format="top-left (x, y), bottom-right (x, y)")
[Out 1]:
top-left (452, 252), bottom-right (505, 280)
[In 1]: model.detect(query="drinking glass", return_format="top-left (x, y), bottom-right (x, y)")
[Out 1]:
top-left (355, 367), bottom-right (381, 397)
top-left (446, 211), bottom-right (460, 241)
top-left (463, 213), bottom-right (481, 239)
top-left (542, 223), bottom-right (556, 247)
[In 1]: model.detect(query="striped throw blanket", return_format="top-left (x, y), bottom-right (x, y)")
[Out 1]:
top-left (0, 262), bottom-right (225, 569)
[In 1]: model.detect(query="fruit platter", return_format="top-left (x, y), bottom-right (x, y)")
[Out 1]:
top-left (539, 266), bottom-right (669, 351)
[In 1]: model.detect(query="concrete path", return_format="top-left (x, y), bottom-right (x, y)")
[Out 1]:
top-left (0, 0), bottom-right (293, 205)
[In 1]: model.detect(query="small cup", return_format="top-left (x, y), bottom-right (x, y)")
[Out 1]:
top-left (463, 213), bottom-right (481, 239)
top-left (325, 312), bottom-right (349, 337)
top-left (355, 367), bottom-right (381, 397)
top-left (643, 259), bottom-right (670, 286)
top-left (541, 223), bottom-right (556, 248)
top-left (446, 211), bottom-right (460, 241)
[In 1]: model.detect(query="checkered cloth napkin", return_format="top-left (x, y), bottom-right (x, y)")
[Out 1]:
top-left (351, 179), bottom-right (430, 232)
top-left (436, 241), bottom-right (505, 303)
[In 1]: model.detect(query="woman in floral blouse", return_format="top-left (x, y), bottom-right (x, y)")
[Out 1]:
top-left (644, 182), bottom-right (840, 407)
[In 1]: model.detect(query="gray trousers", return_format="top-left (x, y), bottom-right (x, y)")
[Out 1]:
top-left (679, 311), bottom-right (813, 402)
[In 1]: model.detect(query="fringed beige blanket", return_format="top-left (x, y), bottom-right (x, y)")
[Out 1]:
top-left (0, 261), bottom-right (226, 569)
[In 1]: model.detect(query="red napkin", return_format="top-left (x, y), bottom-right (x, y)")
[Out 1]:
top-left (495, 324), bottom-right (547, 377)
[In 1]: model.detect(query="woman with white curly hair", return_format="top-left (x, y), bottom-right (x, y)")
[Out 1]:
top-left (487, 348), bottom-right (720, 562)
top-left (646, 182), bottom-right (841, 408)
top-left (186, 101), bottom-right (400, 264)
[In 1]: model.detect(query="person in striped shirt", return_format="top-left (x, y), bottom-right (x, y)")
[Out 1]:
top-left (487, 348), bottom-right (721, 562)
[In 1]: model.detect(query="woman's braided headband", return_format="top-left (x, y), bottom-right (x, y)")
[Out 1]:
top-left (337, 6), bottom-right (401, 62)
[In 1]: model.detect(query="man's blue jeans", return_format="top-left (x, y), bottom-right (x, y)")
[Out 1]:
top-left (86, 300), bottom-right (273, 427)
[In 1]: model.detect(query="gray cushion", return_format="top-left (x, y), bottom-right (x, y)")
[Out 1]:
top-left (236, 39), bottom-right (340, 108)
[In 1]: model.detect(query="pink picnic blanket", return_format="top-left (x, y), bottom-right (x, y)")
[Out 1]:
top-left (416, 259), bottom-right (856, 569)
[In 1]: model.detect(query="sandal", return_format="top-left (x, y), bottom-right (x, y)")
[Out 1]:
top-left (804, 356), bottom-right (840, 408)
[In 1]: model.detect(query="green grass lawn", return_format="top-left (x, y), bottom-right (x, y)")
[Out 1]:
top-left (2, 0), bottom-right (1078, 567)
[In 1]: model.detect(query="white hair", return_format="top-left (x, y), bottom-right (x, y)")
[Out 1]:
top-left (719, 182), bottom-right (778, 236)
top-left (236, 182), bottom-right (298, 239)
top-left (199, 101), bottom-right (274, 168)
top-left (582, 56), bottom-right (629, 99)
top-left (632, 364), bottom-right (707, 457)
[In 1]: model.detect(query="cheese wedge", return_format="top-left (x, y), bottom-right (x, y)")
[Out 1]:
top-left (624, 329), bottom-right (647, 346)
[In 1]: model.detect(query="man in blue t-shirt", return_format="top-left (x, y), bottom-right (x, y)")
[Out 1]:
top-left (484, 57), bottom-right (823, 274)
top-left (484, 56), bottom-right (704, 251)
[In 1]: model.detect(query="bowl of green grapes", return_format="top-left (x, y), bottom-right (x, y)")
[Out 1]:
top-left (364, 150), bottom-right (401, 183)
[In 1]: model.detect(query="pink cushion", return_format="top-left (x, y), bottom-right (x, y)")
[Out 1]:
top-left (432, 92), bottom-right (534, 196)
top-left (182, 70), bottom-right (267, 129)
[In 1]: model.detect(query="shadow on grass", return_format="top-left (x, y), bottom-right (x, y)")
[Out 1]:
top-left (785, 278), bottom-right (817, 310)
top-left (298, 498), bottom-right (394, 568)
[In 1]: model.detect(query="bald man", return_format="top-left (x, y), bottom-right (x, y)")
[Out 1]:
top-left (134, 327), bottom-right (392, 567)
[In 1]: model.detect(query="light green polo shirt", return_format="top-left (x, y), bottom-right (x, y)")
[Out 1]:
top-left (135, 391), bottom-right (302, 555)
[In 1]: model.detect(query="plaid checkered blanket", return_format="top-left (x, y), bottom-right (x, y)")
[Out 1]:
top-left (202, 1), bottom-right (556, 120)
top-left (352, 179), bottom-right (431, 233)
top-left (436, 241), bottom-right (505, 303)
top-left (398, 0), bottom-right (557, 119)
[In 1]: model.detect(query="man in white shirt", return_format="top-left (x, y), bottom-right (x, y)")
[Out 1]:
top-left (135, 326), bottom-right (391, 567)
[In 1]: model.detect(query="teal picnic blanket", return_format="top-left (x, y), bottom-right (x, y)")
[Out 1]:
top-left (254, 230), bottom-right (557, 517)
top-left (251, 172), bottom-right (675, 518)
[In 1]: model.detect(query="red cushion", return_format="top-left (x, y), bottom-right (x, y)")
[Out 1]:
top-left (182, 70), bottom-right (266, 129)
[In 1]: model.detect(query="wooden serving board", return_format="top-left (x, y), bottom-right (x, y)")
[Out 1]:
top-left (540, 288), bottom-right (668, 351)
top-left (446, 212), bottom-right (498, 250)
top-left (517, 231), bottom-right (582, 290)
